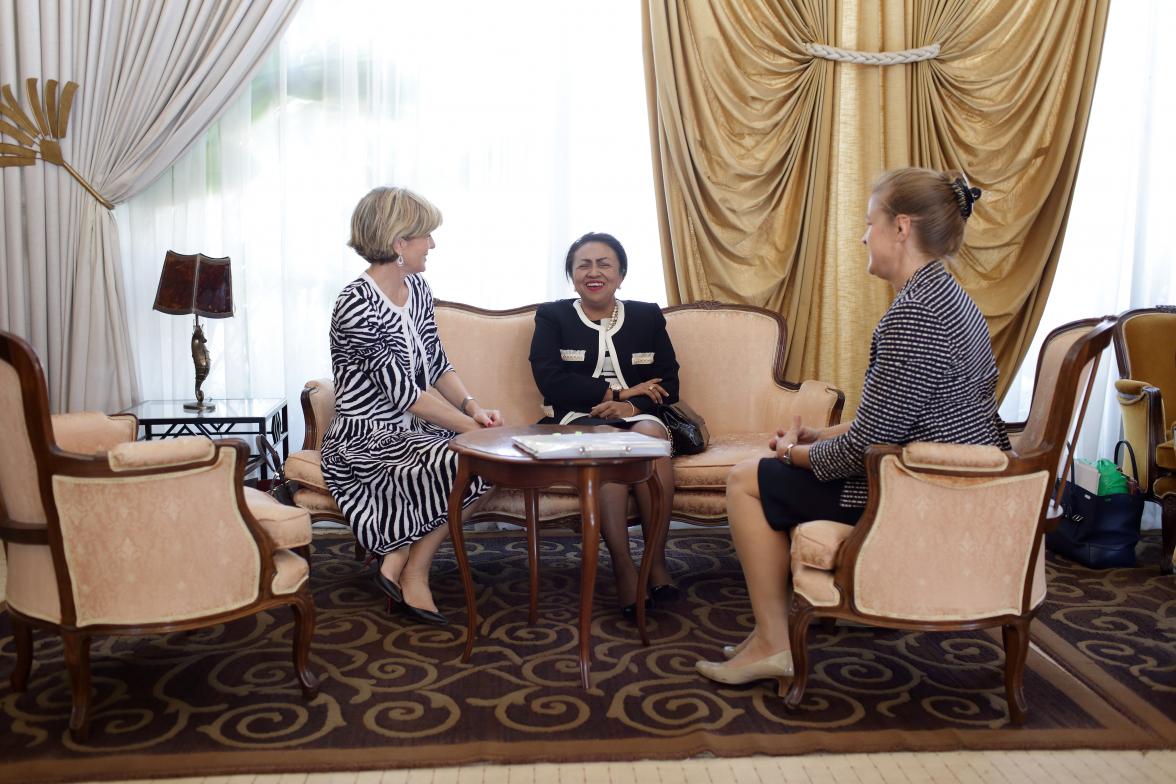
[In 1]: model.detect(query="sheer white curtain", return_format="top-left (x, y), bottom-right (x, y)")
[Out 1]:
top-left (117, 0), bottom-right (660, 446)
top-left (999, 0), bottom-right (1174, 525)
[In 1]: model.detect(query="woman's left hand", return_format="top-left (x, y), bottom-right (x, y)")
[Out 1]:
top-left (472, 407), bottom-right (503, 427)
top-left (589, 400), bottom-right (638, 419)
top-left (621, 378), bottom-right (666, 404)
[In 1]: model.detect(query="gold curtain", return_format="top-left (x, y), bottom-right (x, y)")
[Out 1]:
top-left (644, 0), bottom-right (1109, 413)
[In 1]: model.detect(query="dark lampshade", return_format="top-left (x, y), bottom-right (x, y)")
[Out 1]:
top-left (152, 251), bottom-right (234, 318)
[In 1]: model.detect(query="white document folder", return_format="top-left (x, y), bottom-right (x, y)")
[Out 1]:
top-left (512, 431), bottom-right (671, 459)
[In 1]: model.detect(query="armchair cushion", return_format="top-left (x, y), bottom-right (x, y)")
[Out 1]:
top-left (292, 487), bottom-right (342, 515)
top-left (285, 449), bottom-right (329, 492)
top-left (52, 412), bottom-right (137, 454)
top-left (243, 487), bottom-right (312, 548)
top-left (108, 437), bottom-right (215, 472)
top-left (792, 521), bottom-right (856, 570)
top-left (793, 563), bottom-right (840, 606)
top-left (272, 549), bottom-right (310, 594)
top-left (902, 442), bottom-right (1008, 472)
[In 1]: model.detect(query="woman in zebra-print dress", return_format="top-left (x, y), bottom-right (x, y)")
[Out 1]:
top-left (321, 187), bottom-right (501, 626)
top-left (696, 168), bottom-right (1011, 690)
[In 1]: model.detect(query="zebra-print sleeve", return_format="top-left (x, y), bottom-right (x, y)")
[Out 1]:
top-left (809, 299), bottom-right (951, 481)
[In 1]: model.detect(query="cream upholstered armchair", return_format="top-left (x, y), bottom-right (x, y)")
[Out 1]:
top-left (783, 317), bottom-right (1116, 723)
top-left (1112, 307), bottom-right (1176, 574)
top-left (0, 332), bottom-right (319, 740)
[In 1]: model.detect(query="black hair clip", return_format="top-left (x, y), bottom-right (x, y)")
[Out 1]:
top-left (951, 177), bottom-right (982, 220)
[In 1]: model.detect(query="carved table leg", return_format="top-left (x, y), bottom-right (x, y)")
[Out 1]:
top-left (577, 466), bottom-right (602, 689)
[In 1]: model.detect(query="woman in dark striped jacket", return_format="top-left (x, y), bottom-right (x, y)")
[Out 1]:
top-left (697, 168), bottom-right (1010, 690)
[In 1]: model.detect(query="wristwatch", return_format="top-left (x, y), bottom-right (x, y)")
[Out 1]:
top-left (611, 388), bottom-right (622, 402)
top-left (781, 443), bottom-right (796, 466)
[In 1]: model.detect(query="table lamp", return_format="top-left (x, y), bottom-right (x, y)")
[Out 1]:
top-left (152, 250), bottom-right (234, 411)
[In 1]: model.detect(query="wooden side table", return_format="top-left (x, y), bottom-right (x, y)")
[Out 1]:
top-left (446, 424), bottom-right (668, 689)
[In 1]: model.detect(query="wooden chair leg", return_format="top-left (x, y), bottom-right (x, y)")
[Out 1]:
top-left (784, 602), bottom-right (815, 708)
top-left (1160, 494), bottom-right (1175, 576)
top-left (61, 631), bottom-right (92, 741)
top-left (1002, 618), bottom-right (1032, 724)
top-left (9, 617), bottom-right (32, 692)
top-left (291, 591), bottom-right (320, 700)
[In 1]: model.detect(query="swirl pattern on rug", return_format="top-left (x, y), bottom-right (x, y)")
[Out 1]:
top-left (0, 530), bottom-right (1164, 781)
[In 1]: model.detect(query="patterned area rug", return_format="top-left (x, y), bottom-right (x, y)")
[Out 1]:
top-left (1033, 532), bottom-right (1176, 743)
top-left (0, 530), bottom-right (1169, 783)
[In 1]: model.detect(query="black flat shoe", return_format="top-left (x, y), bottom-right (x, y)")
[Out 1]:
top-left (650, 584), bottom-right (681, 604)
top-left (402, 603), bottom-right (449, 626)
top-left (373, 570), bottom-right (404, 606)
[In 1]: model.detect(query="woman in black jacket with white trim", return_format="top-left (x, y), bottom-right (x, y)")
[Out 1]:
top-left (529, 232), bottom-right (680, 617)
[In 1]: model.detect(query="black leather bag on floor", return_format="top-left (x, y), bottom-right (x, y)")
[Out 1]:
top-left (656, 400), bottom-right (709, 456)
top-left (1046, 440), bottom-right (1144, 568)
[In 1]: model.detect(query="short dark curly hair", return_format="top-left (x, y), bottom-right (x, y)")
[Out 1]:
top-left (563, 232), bottom-right (628, 280)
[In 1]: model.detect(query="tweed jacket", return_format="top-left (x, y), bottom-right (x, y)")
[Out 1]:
top-left (808, 261), bottom-right (1010, 507)
top-left (529, 299), bottom-right (680, 423)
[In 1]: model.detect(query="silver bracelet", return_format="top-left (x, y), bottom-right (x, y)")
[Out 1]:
top-left (460, 395), bottom-right (476, 415)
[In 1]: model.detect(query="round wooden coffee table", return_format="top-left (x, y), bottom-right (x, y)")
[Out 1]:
top-left (446, 424), bottom-right (668, 689)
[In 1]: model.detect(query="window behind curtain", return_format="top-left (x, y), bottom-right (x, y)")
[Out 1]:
top-left (117, 0), bottom-right (661, 447)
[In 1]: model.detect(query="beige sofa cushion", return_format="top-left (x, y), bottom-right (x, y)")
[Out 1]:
top-left (673, 433), bottom-right (774, 490)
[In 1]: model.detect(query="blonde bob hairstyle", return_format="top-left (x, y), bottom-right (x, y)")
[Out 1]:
top-left (348, 186), bottom-right (442, 264)
top-left (871, 168), bottom-right (979, 260)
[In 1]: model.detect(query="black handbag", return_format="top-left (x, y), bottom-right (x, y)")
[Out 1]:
top-left (656, 400), bottom-right (709, 456)
top-left (1046, 440), bottom-right (1144, 568)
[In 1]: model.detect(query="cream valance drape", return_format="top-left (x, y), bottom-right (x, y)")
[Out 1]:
top-left (0, 0), bottom-right (301, 413)
top-left (643, 0), bottom-right (1109, 412)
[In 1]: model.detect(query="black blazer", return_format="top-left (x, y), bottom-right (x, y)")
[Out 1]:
top-left (529, 299), bottom-right (680, 422)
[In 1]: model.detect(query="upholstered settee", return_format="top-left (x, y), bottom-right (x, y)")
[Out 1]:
top-left (284, 301), bottom-right (844, 528)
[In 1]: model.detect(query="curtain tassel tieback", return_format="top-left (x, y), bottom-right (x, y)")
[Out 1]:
top-left (0, 78), bottom-right (114, 210)
top-left (803, 42), bottom-right (941, 65)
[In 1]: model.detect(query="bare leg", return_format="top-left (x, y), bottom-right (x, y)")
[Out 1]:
top-left (725, 458), bottom-right (793, 666)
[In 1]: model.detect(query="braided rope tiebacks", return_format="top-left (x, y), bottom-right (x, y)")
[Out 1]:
top-left (803, 42), bottom-right (941, 65)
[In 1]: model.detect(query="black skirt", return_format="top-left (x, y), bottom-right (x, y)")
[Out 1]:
top-left (757, 458), bottom-right (863, 532)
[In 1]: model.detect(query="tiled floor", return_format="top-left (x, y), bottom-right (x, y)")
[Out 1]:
top-left (70, 751), bottom-right (1176, 783)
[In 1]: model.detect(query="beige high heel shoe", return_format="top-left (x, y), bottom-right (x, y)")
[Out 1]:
top-left (696, 651), bottom-right (794, 696)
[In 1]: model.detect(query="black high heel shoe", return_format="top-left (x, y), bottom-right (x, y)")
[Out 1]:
top-left (402, 603), bottom-right (449, 626)
top-left (373, 569), bottom-right (404, 606)
top-left (650, 583), bottom-right (681, 604)
top-left (621, 597), bottom-right (653, 621)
